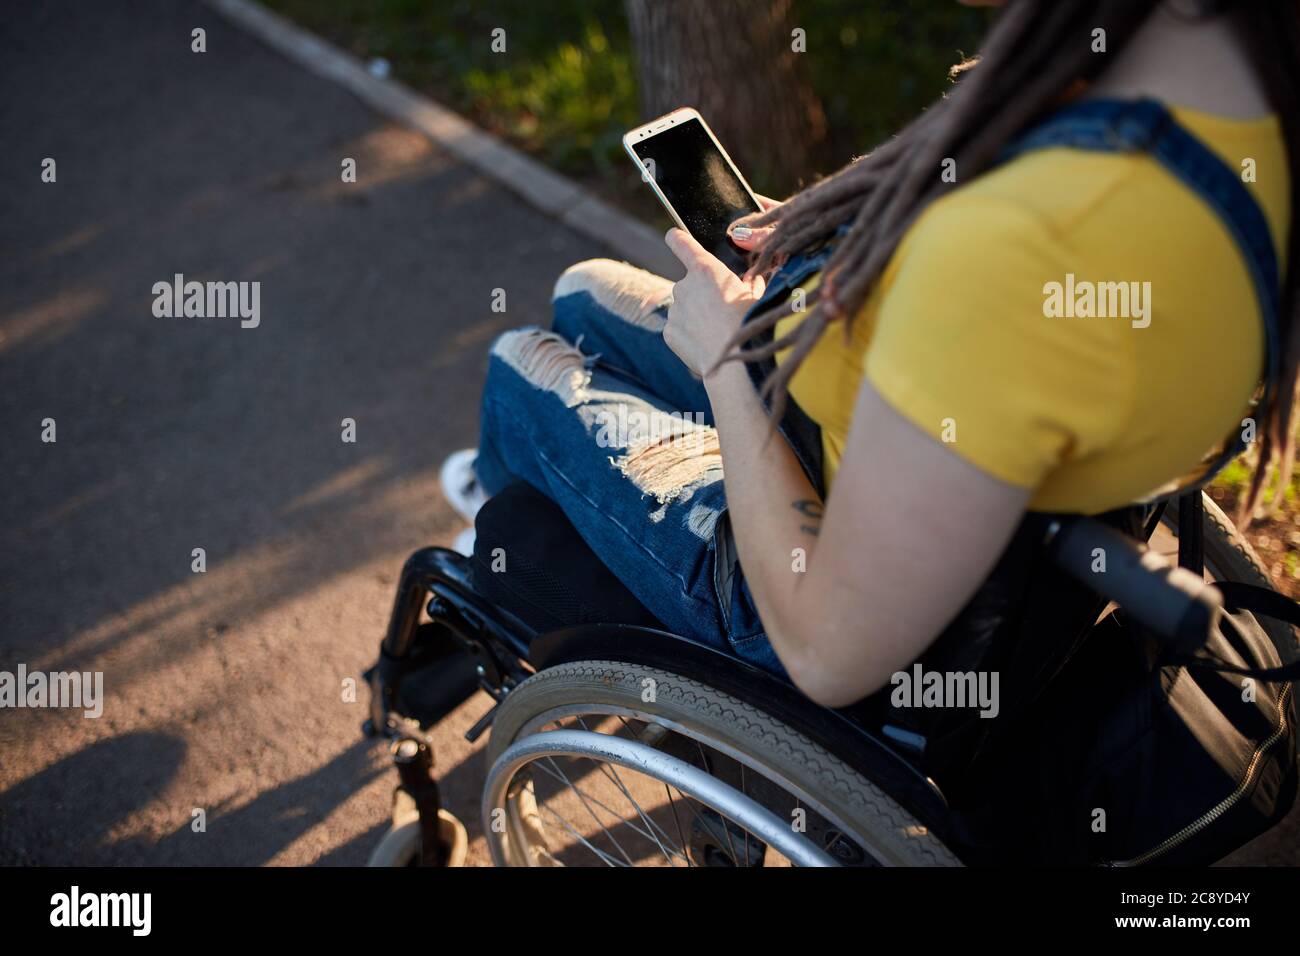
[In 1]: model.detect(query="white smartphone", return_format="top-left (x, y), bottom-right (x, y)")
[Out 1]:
top-left (623, 107), bottom-right (763, 275)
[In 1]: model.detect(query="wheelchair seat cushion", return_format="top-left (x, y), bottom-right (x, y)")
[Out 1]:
top-left (470, 482), bottom-right (662, 635)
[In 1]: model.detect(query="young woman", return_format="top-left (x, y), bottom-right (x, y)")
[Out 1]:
top-left (442, 0), bottom-right (1298, 708)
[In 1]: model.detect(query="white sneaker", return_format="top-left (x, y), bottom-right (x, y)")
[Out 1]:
top-left (452, 527), bottom-right (477, 557)
top-left (440, 448), bottom-right (489, 523)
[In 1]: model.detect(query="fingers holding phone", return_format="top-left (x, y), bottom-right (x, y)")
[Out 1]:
top-left (662, 227), bottom-right (766, 379)
top-left (728, 193), bottom-right (782, 257)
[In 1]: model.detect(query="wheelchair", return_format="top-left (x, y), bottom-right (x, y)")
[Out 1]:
top-left (361, 482), bottom-right (1296, 867)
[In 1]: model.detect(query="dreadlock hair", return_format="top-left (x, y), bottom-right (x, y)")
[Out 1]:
top-left (722, 0), bottom-right (1300, 524)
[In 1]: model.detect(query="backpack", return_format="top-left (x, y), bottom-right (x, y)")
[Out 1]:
top-left (992, 583), bottom-right (1296, 865)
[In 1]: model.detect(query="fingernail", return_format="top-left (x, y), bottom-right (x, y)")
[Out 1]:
top-left (731, 226), bottom-right (752, 241)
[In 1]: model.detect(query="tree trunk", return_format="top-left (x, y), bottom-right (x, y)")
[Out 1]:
top-left (624, 0), bottom-right (827, 193)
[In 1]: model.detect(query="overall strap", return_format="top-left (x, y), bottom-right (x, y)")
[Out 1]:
top-left (1001, 97), bottom-right (1282, 493)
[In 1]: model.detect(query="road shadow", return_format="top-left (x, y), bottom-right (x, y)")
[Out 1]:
top-left (0, 731), bottom-right (186, 865)
top-left (0, 0), bottom-right (606, 865)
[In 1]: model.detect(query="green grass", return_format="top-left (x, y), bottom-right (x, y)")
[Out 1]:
top-left (1211, 448), bottom-right (1300, 505)
top-left (259, 0), bottom-right (989, 191)
top-left (262, 0), bottom-right (637, 177)
top-left (459, 21), bottom-right (636, 177)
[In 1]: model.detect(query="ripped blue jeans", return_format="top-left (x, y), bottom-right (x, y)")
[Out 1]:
top-left (475, 258), bottom-right (782, 674)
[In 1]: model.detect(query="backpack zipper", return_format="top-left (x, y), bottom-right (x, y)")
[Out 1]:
top-left (1106, 680), bottom-right (1292, 867)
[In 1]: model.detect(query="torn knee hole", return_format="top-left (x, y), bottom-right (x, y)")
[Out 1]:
top-left (614, 430), bottom-right (722, 505)
top-left (492, 329), bottom-right (591, 406)
top-left (554, 259), bottom-right (670, 332)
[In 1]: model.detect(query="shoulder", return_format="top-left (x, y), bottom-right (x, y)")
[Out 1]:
top-left (902, 147), bottom-right (1145, 259)
top-left (864, 159), bottom-right (1145, 490)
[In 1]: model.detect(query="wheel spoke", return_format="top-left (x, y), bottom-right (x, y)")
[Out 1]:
top-left (539, 757), bottom-right (635, 866)
top-left (741, 764), bottom-right (750, 867)
top-left (576, 716), bottom-right (682, 865)
top-left (664, 784), bottom-right (693, 867)
top-left (697, 740), bottom-right (740, 865)
top-left (586, 756), bottom-right (682, 866)
top-left (532, 800), bottom-right (628, 867)
top-left (528, 759), bottom-right (688, 864)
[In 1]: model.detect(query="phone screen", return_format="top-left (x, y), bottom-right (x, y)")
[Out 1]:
top-left (632, 117), bottom-right (761, 275)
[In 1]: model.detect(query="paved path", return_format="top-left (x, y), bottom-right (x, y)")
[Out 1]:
top-left (0, 0), bottom-right (611, 865)
top-left (0, 0), bottom-right (1292, 868)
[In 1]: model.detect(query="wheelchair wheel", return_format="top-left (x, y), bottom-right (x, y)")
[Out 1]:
top-left (1156, 491), bottom-right (1298, 664)
top-left (482, 660), bottom-right (960, 867)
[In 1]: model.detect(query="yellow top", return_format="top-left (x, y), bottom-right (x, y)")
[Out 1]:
top-left (776, 105), bottom-right (1289, 514)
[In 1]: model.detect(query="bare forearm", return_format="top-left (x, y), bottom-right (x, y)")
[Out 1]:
top-left (663, 227), bottom-right (1033, 708)
top-left (703, 361), bottom-right (824, 681)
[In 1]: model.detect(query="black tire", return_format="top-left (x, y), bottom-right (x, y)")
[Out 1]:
top-left (1159, 491), bottom-right (1298, 665)
top-left (487, 659), bottom-right (961, 866)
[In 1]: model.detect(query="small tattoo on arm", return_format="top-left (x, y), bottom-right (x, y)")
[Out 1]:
top-left (792, 499), bottom-right (823, 536)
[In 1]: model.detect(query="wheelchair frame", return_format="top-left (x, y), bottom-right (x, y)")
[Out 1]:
top-left (362, 494), bottom-right (1221, 865)
top-left (363, 543), bottom-right (958, 862)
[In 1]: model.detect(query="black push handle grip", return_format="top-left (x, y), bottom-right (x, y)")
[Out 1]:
top-left (1048, 518), bottom-right (1222, 652)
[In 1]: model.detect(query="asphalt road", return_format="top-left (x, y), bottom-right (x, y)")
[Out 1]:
top-left (0, 0), bottom-right (1293, 868)
top-left (0, 0), bottom-right (605, 865)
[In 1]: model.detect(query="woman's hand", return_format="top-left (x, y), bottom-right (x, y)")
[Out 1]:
top-left (728, 193), bottom-right (783, 257)
top-left (663, 228), bottom-right (767, 380)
